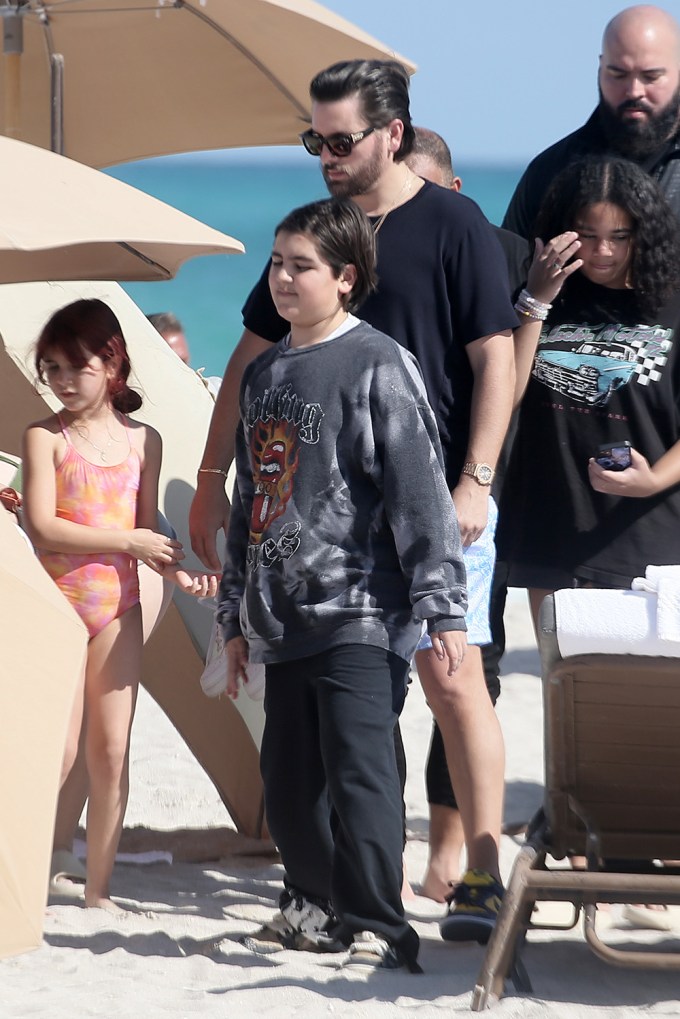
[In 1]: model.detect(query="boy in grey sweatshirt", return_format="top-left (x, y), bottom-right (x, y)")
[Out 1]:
top-left (218, 198), bottom-right (466, 972)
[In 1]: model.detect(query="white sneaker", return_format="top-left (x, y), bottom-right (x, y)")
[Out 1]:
top-left (345, 931), bottom-right (402, 969)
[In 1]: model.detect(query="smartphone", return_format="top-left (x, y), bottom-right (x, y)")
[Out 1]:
top-left (595, 440), bottom-right (632, 471)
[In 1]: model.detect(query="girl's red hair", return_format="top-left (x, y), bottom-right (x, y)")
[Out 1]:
top-left (35, 299), bottom-right (142, 413)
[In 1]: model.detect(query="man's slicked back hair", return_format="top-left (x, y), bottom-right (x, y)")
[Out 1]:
top-left (309, 60), bottom-right (415, 161)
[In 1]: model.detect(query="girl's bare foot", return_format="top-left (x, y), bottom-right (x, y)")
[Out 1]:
top-left (84, 892), bottom-right (125, 915)
top-left (421, 867), bottom-right (457, 903)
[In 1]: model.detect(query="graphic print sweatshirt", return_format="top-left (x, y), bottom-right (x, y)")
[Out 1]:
top-left (218, 320), bottom-right (467, 665)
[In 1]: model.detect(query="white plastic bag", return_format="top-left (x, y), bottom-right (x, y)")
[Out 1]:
top-left (199, 617), bottom-right (265, 701)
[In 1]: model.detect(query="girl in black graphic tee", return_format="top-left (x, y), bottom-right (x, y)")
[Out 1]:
top-left (498, 156), bottom-right (680, 622)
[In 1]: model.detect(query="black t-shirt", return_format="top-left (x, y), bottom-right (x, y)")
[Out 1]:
top-left (493, 226), bottom-right (530, 294)
top-left (242, 181), bottom-right (517, 486)
top-left (498, 273), bottom-right (680, 585)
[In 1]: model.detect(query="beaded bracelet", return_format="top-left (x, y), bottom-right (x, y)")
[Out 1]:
top-left (514, 303), bottom-right (550, 322)
top-left (198, 467), bottom-right (229, 479)
top-left (514, 288), bottom-right (552, 322)
top-left (517, 288), bottom-right (552, 312)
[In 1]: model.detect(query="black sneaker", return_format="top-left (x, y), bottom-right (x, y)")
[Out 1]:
top-left (241, 893), bottom-right (344, 955)
top-left (439, 869), bottom-right (504, 945)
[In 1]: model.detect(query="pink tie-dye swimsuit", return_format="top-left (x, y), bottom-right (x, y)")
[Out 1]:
top-left (38, 415), bottom-right (141, 638)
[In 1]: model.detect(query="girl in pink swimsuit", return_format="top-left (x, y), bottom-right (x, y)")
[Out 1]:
top-left (22, 299), bottom-right (218, 912)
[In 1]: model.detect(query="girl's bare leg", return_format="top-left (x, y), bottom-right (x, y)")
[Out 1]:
top-left (415, 645), bottom-right (504, 881)
top-left (50, 668), bottom-right (87, 889)
top-left (421, 804), bottom-right (465, 900)
top-left (83, 604), bottom-right (142, 910)
top-left (58, 665), bottom-right (86, 790)
top-left (53, 721), bottom-right (88, 855)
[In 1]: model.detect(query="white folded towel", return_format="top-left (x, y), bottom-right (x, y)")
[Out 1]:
top-left (630, 564), bottom-right (680, 641)
top-left (554, 587), bottom-right (680, 658)
top-left (631, 563), bottom-right (680, 592)
top-left (657, 578), bottom-right (680, 642)
top-left (72, 838), bottom-right (172, 866)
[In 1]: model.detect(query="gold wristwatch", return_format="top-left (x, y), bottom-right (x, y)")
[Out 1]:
top-left (462, 461), bottom-right (495, 486)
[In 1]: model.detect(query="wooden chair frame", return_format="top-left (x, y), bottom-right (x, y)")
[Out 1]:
top-left (472, 594), bottom-right (680, 1010)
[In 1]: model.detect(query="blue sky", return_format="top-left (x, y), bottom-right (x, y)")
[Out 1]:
top-left (241, 0), bottom-right (675, 166)
top-left (321, 0), bottom-right (675, 163)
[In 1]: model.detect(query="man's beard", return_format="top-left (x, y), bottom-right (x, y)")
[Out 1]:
top-left (598, 83), bottom-right (680, 159)
top-left (321, 146), bottom-right (384, 198)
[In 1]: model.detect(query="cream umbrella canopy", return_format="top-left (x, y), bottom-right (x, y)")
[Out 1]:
top-left (0, 0), bottom-right (416, 168)
top-left (0, 506), bottom-right (88, 959)
top-left (0, 134), bottom-right (244, 282)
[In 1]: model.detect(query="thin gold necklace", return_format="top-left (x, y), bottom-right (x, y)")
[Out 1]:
top-left (372, 172), bottom-right (414, 235)
top-left (70, 413), bottom-right (120, 462)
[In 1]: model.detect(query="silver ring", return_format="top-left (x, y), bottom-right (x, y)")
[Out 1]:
top-left (551, 260), bottom-right (562, 270)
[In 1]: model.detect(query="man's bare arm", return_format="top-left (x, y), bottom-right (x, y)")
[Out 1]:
top-left (451, 330), bottom-right (514, 545)
top-left (190, 329), bottom-right (271, 568)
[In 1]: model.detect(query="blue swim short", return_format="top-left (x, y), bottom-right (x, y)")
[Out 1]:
top-left (416, 497), bottom-right (497, 650)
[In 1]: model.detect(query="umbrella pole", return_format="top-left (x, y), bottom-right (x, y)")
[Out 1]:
top-left (51, 53), bottom-right (64, 154)
top-left (2, 11), bottom-right (22, 139)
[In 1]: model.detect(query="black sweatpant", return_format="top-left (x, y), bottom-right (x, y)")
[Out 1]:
top-left (261, 644), bottom-right (419, 967)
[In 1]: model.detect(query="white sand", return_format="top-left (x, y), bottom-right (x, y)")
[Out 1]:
top-left (3, 590), bottom-right (680, 1018)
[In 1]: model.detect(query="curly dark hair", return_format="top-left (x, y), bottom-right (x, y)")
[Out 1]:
top-left (534, 156), bottom-right (680, 320)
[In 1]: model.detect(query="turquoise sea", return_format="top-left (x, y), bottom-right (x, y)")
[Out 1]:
top-left (106, 156), bottom-right (523, 378)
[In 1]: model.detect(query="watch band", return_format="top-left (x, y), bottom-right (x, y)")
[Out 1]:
top-left (462, 461), bottom-right (495, 486)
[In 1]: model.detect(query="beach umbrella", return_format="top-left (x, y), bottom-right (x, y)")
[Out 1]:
top-left (0, 135), bottom-right (244, 283)
top-left (0, 508), bottom-right (88, 958)
top-left (0, 0), bottom-right (416, 169)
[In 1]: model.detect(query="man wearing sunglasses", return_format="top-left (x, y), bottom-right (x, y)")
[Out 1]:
top-left (190, 59), bottom-right (517, 948)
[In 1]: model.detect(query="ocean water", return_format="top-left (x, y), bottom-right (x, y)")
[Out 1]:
top-left (106, 156), bottom-right (523, 378)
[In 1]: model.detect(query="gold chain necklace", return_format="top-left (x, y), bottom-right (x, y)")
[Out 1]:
top-left (70, 415), bottom-right (119, 462)
top-left (372, 172), bottom-right (415, 236)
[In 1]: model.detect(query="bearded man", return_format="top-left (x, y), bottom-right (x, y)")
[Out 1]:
top-left (503, 4), bottom-right (680, 237)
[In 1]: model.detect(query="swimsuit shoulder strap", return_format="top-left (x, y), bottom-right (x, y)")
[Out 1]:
top-left (56, 412), bottom-right (72, 446)
top-left (117, 410), bottom-right (135, 457)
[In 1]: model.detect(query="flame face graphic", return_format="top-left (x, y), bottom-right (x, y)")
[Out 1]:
top-left (250, 418), bottom-right (299, 538)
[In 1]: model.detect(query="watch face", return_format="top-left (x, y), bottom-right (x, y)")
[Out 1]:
top-left (477, 464), bottom-right (493, 484)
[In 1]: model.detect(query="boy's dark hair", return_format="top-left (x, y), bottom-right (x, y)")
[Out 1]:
top-left (275, 198), bottom-right (377, 313)
top-left (309, 60), bottom-right (414, 161)
top-left (535, 156), bottom-right (680, 320)
top-left (35, 298), bottom-right (142, 413)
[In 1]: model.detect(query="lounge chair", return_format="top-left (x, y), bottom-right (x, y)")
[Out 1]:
top-left (472, 590), bottom-right (680, 1010)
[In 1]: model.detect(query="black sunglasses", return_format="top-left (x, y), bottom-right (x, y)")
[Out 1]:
top-left (299, 127), bottom-right (375, 158)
